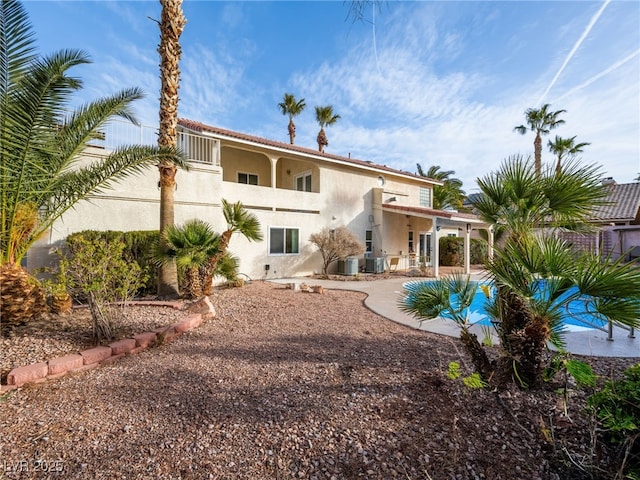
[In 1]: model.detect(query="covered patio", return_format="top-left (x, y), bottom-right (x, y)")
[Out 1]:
top-left (380, 204), bottom-right (491, 278)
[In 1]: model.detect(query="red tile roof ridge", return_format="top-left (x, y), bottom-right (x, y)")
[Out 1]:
top-left (178, 118), bottom-right (440, 184)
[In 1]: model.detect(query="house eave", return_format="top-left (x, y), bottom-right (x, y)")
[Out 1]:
top-left (179, 120), bottom-right (443, 187)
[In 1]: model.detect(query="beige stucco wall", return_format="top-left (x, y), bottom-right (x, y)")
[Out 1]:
top-left (220, 147), bottom-right (271, 186)
top-left (29, 142), bottom-right (440, 281)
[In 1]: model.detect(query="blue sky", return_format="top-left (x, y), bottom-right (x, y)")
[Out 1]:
top-left (24, 0), bottom-right (640, 191)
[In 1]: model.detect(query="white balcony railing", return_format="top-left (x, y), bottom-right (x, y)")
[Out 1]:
top-left (91, 119), bottom-right (219, 166)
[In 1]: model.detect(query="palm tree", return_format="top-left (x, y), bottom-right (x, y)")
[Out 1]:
top-left (0, 0), bottom-right (184, 325)
top-left (548, 135), bottom-right (590, 174)
top-left (514, 104), bottom-right (566, 176)
top-left (315, 105), bottom-right (340, 152)
top-left (158, 219), bottom-right (220, 299)
top-left (157, 0), bottom-right (187, 298)
top-left (401, 155), bottom-right (640, 389)
top-left (416, 164), bottom-right (465, 210)
top-left (201, 199), bottom-right (263, 295)
top-left (278, 93), bottom-right (306, 144)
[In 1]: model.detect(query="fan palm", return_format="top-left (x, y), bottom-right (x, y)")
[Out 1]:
top-left (157, 0), bottom-right (187, 298)
top-left (158, 219), bottom-right (220, 299)
top-left (0, 0), bottom-right (184, 323)
top-left (278, 93), bottom-right (306, 144)
top-left (401, 155), bottom-right (640, 388)
top-left (416, 164), bottom-right (465, 210)
top-left (547, 135), bottom-right (590, 174)
top-left (201, 199), bottom-right (263, 296)
top-left (315, 105), bottom-right (340, 152)
top-left (514, 104), bottom-right (565, 176)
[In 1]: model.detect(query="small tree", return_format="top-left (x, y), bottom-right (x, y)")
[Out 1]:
top-left (310, 226), bottom-right (365, 275)
top-left (63, 237), bottom-right (146, 341)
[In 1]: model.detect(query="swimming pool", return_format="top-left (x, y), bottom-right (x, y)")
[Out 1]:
top-left (410, 281), bottom-right (611, 333)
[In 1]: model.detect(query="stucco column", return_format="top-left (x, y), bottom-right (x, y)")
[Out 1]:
top-left (269, 156), bottom-right (277, 189)
top-left (371, 188), bottom-right (384, 257)
top-left (464, 224), bottom-right (471, 275)
top-left (432, 220), bottom-right (439, 278)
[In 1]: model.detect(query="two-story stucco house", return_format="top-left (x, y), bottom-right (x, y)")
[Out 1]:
top-left (28, 119), bottom-right (485, 280)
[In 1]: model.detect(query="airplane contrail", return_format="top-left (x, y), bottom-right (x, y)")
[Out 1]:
top-left (556, 49), bottom-right (640, 101)
top-left (537, 0), bottom-right (612, 105)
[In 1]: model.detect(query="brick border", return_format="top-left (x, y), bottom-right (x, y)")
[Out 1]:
top-left (2, 298), bottom-right (215, 391)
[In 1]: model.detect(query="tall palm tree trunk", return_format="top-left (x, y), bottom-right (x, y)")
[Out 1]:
top-left (317, 128), bottom-right (328, 152)
top-left (534, 132), bottom-right (542, 177)
top-left (157, 0), bottom-right (186, 298)
top-left (288, 119), bottom-right (295, 144)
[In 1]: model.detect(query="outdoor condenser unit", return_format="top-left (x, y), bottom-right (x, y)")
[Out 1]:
top-left (365, 257), bottom-right (385, 274)
top-left (337, 257), bottom-right (359, 275)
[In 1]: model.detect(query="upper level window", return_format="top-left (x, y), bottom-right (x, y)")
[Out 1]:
top-left (269, 227), bottom-right (300, 255)
top-left (420, 187), bottom-right (431, 208)
top-left (295, 172), bottom-right (312, 192)
top-left (238, 172), bottom-right (258, 185)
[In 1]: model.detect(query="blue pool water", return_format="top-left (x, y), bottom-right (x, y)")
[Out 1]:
top-left (425, 282), bottom-right (610, 332)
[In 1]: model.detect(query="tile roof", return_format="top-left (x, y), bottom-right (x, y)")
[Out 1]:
top-left (592, 182), bottom-right (640, 222)
top-left (464, 182), bottom-right (640, 224)
top-left (178, 118), bottom-right (441, 184)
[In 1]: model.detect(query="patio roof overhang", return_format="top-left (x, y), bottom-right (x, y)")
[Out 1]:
top-left (381, 204), bottom-right (489, 229)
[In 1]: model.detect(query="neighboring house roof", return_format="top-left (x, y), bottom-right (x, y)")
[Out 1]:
top-left (592, 182), bottom-right (640, 223)
top-left (463, 192), bottom-right (482, 208)
top-left (463, 183), bottom-right (640, 225)
top-left (178, 118), bottom-right (443, 186)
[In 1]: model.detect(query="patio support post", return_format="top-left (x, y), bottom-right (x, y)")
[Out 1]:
top-left (464, 224), bottom-right (471, 275)
top-left (432, 220), bottom-right (439, 278)
top-left (488, 227), bottom-right (494, 260)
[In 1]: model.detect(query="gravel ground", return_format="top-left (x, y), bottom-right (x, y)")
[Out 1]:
top-left (0, 281), bottom-right (636, 479)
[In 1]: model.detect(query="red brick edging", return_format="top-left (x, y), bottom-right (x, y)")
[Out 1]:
top-left (1, 299), bottom-right (214, 393)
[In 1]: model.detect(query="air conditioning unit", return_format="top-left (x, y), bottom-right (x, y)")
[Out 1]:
top-left (337, 257), bottom-right (359, 275)
top-left (365, 257), bottom-right (385, 274)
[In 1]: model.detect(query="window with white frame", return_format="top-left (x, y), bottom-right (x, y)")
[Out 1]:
top-left (408, 231), bottom-right (415, 253)
top-left (238, 172), bottom-right (258, 185)
top-left (365, 230), bottom-right (373, 253)
top-left (420, 187), bottom-right (431, 207)
top-left (295, 172), bottom-right (312, 192)
top-left (269, 227), bottom-right (300, 255)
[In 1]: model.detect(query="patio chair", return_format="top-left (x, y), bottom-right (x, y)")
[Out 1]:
top-left (388, 257), bottom-right (400, 272)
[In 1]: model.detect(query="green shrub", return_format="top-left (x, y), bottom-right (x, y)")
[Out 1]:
top-left (438, 237), bottom-right (488, 266)
top-left (61, 236), bottom-right (146, 341)
top-left (439, 237), bottom-right (463, 266)
top-left (588, 363), bottom-right (640, 478)
top-left (67, 230), bottom-right (158, 295)
top-left (470, 238), bottom-right (488, 264)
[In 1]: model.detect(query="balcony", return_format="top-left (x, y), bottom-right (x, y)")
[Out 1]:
top-left (221, 182), bottom-right (321, 213)
top-left (92, 119), bottom-right (219, 166)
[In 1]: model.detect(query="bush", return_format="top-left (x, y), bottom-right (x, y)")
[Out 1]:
top-left (439, 237), bottom-right (463, 266)
top-left (470, 238), bottom-right (488, 264)
top-left (439, 237), bottom-right (488, 266)
top-left (310, 226), bottom-right (365, 275)
top-left (61, 236), bottom-right (146, 341)
top-left (588, 363), bottom-right (640, 478)
top-left (67, 230), bottom-right (158, 295)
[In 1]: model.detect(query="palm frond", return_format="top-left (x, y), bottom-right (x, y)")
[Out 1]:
top-left (221, 199), bottom-right (263, 242)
